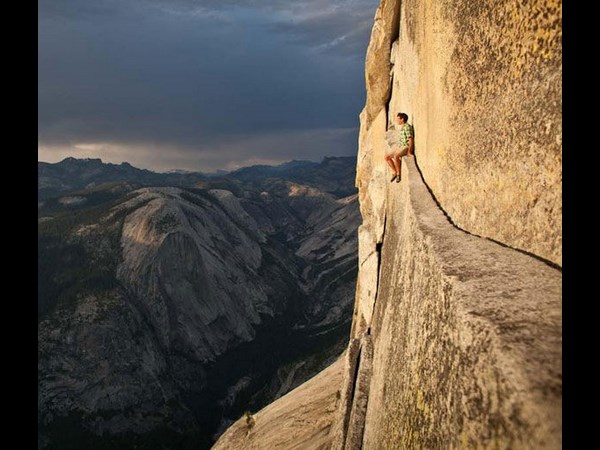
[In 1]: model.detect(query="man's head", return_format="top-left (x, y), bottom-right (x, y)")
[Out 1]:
top-left (396, 112), bottom-right (408, 124)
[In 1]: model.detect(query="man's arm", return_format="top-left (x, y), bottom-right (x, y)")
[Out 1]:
top-left (408, 136), bottom-right (414, 155)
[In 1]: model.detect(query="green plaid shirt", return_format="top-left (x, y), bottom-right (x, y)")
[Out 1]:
top-left (399, 123), bottom-right (414, 147)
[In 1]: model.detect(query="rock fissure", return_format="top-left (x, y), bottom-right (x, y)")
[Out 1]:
top-left (342, 335), bottom-right (373, 450)
top-left (344, 345), bottom-right (363, 447)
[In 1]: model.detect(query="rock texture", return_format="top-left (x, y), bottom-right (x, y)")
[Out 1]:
top-left (216, 1), bottom-right (562, 448)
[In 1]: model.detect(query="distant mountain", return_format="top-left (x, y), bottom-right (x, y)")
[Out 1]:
top-left (228, 160), bottom-right (319, 180)
top-left (38, 159), bottom-right (359, 449)
top-left (38, 156), bottom-right (357, 200)
top-left (38, 157), bottom-right (209, 199)
top-left (229, 156), bottom-right (357, 197)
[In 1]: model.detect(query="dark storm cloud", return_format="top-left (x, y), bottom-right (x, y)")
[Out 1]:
top-left (39, 0), bottom-right (379, 171)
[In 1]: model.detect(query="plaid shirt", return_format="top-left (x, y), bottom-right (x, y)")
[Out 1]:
top-left (398, 123), bottom-right (414, 147)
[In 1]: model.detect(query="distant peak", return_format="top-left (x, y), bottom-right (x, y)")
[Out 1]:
top-left (60, 157), bottom-right (103, 164)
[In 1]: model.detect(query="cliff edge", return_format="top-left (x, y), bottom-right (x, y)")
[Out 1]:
top-left (213, 0), bottom-right (562, 448)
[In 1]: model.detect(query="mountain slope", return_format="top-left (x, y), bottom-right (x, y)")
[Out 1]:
top-left (38, 157), bottom-right (205, 199)
top-left (38, 156), bottom-right (357, 200)
top-left (38, 159), bottom-right (359, 448)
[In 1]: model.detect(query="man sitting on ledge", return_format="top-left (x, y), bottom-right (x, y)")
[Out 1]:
top-left (385, 112), bottom-right (414, 183)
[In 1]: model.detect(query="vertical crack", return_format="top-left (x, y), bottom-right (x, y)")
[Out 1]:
top-left (369, 213), bottom-right (387, 335)
top-left (348, 347), bottom-right (363, 422)
top-left (335, 338), bottom-right (362, 450)
top-left (344, 336), bottom-right (374, 450)
top-left (375, 242), bottom-right (383, 279)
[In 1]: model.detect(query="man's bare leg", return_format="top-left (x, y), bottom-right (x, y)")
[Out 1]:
top-left (385, 154), bottom-right (397, 174)
top-left (392, 154), bottom-right (401, 179)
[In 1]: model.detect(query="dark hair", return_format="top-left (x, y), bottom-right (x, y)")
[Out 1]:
top-left (397, 112), bottom-right (409, 122)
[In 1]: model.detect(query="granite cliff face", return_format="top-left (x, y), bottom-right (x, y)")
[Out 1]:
top-left (215, 1), bottom-right (561, 448)
top-left (370, 0), bottom-right (562, 267)
top-left (38, 158), bottom-right (359, 448)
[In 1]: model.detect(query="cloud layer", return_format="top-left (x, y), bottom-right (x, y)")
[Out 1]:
top-left (39, 0), bottom-right (379, 171)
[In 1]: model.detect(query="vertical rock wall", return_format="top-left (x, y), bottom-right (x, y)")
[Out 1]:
top-left (389, 0), bottom-right (562, 266)
top-left (358, 157), bottom-right (560, 448)
top-left (336, 0), bottom-right (562, 448)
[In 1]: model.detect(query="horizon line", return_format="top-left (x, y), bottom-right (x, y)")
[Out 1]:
top-left (37, 154), bottom-right (358, 174)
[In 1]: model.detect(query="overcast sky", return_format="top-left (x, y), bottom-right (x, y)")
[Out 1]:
top-left (38, 0), bottom-right (379, 172)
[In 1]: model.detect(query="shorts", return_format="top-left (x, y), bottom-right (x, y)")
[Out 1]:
top-left (385, 145), bottom-right (409, 157)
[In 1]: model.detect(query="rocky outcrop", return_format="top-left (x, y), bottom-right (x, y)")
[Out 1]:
top-left (215, 0), bottom-right (562, 448)
top-left (116, 187), bottom-right (269, 362)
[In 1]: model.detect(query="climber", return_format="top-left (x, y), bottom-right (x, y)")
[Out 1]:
top-left (385, 112), bottom-right (414, 182)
